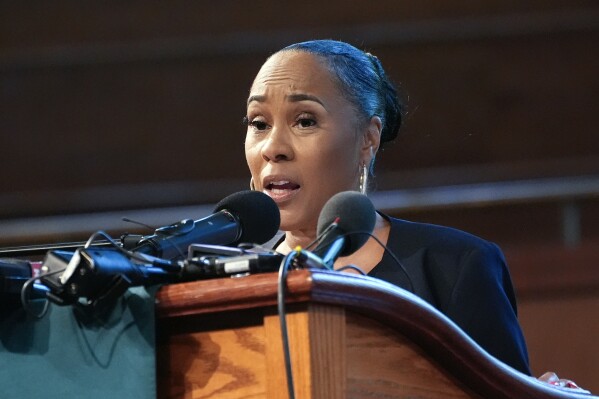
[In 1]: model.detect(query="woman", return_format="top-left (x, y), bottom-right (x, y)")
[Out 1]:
top-left (244, 39), bottom-right (530, 375)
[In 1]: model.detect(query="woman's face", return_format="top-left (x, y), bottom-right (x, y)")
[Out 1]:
top-left (245, 51), bottom-right (368, 233)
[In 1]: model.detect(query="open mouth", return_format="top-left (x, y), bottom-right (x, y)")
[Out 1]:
top-left (266, 180), bottom-right (300, 192)
top-left (264, 180), bottom-right (301, 202)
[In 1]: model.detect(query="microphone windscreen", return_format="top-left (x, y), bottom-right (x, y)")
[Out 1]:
top-left (214, 190), bottom-right (281, 244)
top-left (316, 191), bottom-right (376, 256)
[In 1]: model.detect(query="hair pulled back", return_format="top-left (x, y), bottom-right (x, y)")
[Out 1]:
top-left (280, 39), bottom-right (404, 145)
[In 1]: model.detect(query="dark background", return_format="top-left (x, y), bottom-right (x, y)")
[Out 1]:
top-left (1, 1), bottom-right (598, 391)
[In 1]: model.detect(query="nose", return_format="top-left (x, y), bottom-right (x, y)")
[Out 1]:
top-left (260, 125), bottom-right (294, 162)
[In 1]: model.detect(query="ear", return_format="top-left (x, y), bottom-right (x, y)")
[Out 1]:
top-left (360, 116), bottom-right (382, 163)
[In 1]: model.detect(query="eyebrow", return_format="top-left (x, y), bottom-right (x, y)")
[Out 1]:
top-left (247, 94), bottom-right (266, 105)
top-left (287, 93), bottom-right (326, 109)
top-left (247, 93), bottom-right (327, 109)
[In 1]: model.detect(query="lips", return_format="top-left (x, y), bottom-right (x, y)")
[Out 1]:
top-left (263, 177), bottom-right (301, 203)
top-left (267, 180), bottom-right (300, 191)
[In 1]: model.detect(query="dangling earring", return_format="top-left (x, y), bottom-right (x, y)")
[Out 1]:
top-left (250, 177), bottom-right (255, 190)
top-left (359, 146), bottom-right (374, 195)
top-left (359, 162), bottom-right (368, 195)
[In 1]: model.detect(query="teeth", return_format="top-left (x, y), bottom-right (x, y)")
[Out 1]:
top-left (271, 180), bottom-right (289, 186)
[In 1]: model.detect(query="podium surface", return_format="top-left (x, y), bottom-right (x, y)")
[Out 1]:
top-left (156, 269), bottom-right (595, 399)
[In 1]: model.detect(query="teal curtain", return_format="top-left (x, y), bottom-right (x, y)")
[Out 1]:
top-left (0, 287), bottom-right (157, 399)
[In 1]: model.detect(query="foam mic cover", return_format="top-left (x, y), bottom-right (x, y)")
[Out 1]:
top-left (214, 190), bottom-right (281, 245)
top-left (316, 191), bottom-right (376, 257)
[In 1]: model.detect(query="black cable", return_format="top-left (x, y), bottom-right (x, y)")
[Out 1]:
top-left (362, 231), bottom-right (415, 293)
top-left (277, 250), bottom-right (298, 399)
top-left (83, 230), bottom-right (181, 272)
top-left (336, 264), bottom-right (367, 275)
top-left (121, 217), bottom-right (154, 231)
top-left (303, 221), bottom-right (338, 252)
top-left (73, 296), bottom-right (136, 368)
top-left (17, 231), bottom-right (121, 317)
top-left (271, 229), bottom-right (412, 399)
top-left (20, 268), bottom-right (64, 319)
top-left (315, 229), bottom-right (415, 293)
top-left (122, 216), bottom-right (187, 260)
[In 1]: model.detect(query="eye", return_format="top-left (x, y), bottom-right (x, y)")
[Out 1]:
top-left (295, 113), bottom-right (317, 129)
top-left (245, 116), bottom-right (269, 131)
top-left (298, 118), bottom-right (316, 128)
top-left (251, 120), bottom-right (269, 130)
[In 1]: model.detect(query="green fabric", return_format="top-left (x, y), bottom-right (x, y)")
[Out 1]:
top-left (0, 286), bottom-right (157, 399)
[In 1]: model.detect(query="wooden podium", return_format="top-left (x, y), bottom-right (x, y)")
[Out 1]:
top-left (155, 269), bottom-right (596, 398)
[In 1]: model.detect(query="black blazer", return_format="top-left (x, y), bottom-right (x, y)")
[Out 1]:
top-left (369, 215), bottom-right (531, 375)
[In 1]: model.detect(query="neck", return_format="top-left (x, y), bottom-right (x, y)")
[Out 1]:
top-left (276, 213), bottom-right (388, 255)
top-left (277, 228), bottom-right (317, 254)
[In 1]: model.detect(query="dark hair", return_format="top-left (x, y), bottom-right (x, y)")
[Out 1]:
top-left (280, 39), bottom-right (404, 145)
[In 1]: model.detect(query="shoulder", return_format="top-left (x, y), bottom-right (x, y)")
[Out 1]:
top-left (378, 216), bottom-right (530, 374)
top-left (382, 215), bottom-right (517, 320)
top-left (381, 214), bottom-right (511, 305)
top-left (385, 215), bottom-right (502, 259)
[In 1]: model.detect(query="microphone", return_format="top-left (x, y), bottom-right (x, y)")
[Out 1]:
top-left (40, 247), bottom-right (176, 306)
top-left (39, 190), bottom-right (281, 306)
top-left (40, 245), bottom-right (284, 305)
top-left (131, 190), bottom-right (280, 259)
top-left (184, 251), bottom-right (283, 279)
top-left (310, 191), bottom-right (376, 268)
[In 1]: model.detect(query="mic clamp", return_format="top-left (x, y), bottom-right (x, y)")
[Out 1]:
top-left (290, 247), bottom-right (330, 270)
top-left (40, 247), bottom-right (174, 307)
top-left (39, 244), bottom-right (285, 307)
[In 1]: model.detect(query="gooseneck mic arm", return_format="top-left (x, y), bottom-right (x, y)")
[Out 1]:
top-left (303, 191), bottom-right (376, 269)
